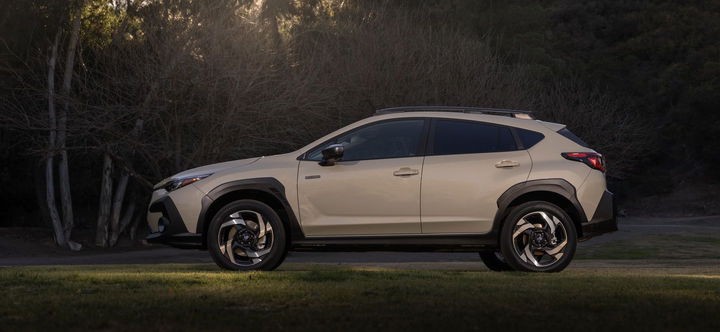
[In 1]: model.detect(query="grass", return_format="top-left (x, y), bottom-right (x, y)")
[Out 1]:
top-left (2, 264), bottom-right (720, 331)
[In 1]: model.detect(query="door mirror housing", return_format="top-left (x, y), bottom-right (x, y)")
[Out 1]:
top-left (319, 144), bottom-right (344, 166)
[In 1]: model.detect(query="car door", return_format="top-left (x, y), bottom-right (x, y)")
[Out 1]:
top-left (421, 119), bottom-right (532, 234)
top-left (297, 118), bottom-right (428, 236)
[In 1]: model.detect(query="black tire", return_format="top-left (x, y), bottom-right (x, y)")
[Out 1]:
top-left (499, 201), bottom-right (577, 273)
top-left (479, 251), bottom-right (513, 271)
top-left (207, 200), bottom-right (287, 271)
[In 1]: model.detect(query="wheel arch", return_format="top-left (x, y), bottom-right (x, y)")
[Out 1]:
top-left (197, 177), bottom-right (304, 249)
top-left (493, 179), bottom-right (587, 239)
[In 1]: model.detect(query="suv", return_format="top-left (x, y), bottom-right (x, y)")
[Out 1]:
top-left (146, 106), bottom-right (616, 272)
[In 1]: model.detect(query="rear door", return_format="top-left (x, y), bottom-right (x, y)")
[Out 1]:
top-left (420, 119), bottom-right (531, 234)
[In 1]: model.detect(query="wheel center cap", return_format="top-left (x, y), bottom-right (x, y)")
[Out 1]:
top-left (236, 230), bottom-right (256, 246)
top-left (531, 231), bottom-right (547, 247)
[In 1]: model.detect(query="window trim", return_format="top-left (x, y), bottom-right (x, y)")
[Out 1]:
top-left (425, 118), bottom-right (524, 156)
top-left (299, 117), bottom-right (431, 162)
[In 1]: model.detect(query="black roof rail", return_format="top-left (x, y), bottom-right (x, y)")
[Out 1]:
top-left (374, 106), bottom-right (535, 119)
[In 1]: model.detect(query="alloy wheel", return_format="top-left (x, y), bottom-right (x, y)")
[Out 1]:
top-left (217, 210), bottom-right (275, 266)
top-left (511, 211), bottom-right (568, 268)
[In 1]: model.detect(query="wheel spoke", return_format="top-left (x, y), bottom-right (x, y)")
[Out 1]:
top-left (522, 243), bottom-right (540, 267)
top-left (254, 211), bottom-right (267, 239)
top-left (219, 227), bottom-right (236, 255)
top-left (224, 227), bottom-right (237, 264)
top-left (544, 238), bottom-right (567, 256)
top-left (242, 247), bottom-right (271, 259)
top-left (513, 223), bottom-right (534, 239)
top-left (233, 245), bottom-right (248, 257)
top-left (538, 211), bottom-right (556, 233)
top-left (220, 218), bottom-right (247, 230)
top-left (225, 240), bottom-right (237, 264)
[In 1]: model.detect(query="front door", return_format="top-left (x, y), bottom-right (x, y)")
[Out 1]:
top-left (298, 118), bottom-right (428, 236)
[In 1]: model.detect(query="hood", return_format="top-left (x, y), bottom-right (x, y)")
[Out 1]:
top-left (155, 157), bottom-right (262, 187)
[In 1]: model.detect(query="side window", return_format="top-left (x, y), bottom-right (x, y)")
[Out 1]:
top-left (431, 119), bottom-right (518, 155)
top-left (306, 119), bottom-right (426, 161)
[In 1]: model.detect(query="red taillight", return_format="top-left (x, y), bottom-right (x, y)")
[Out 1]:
top-left (561, 152), bottom-right (605, 172)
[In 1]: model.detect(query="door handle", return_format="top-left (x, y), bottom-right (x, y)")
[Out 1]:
top-left (495, 160), bottom-right (519, 168)
top-left (393, 167), bottom-right (419, 176)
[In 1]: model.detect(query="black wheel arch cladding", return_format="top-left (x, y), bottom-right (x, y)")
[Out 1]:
top-left (197, 177), bottom-right (305, 249)
top-left (493, 179), bottom-right (587, 239)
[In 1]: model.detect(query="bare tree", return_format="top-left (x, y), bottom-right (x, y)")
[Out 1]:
top-left (45, 31), bottom-right (66, 248)
top-left (57, 6), bottom-right (82, 248)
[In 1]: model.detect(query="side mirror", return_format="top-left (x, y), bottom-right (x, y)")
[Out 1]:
top-left (319, 144), bottom-right (344, 166)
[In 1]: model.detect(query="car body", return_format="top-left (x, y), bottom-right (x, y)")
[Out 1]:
top-left (146, 106), bottom-right (617, 272)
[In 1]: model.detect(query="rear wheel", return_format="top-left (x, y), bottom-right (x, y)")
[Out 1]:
top-left (479, 251), bottom-right (513, 271)
top-left (499, 201), bottom-right (577, 272)
top-left (208, 200), bottom-right (287, 271)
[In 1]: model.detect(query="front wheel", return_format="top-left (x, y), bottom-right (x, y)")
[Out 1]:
top-left (207, 200), bottom-right (287, 271)
top-left (499, 201), bottom-right (577, 272)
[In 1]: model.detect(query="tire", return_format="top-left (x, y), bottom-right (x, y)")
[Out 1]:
top-left (207, 200), bottom-right (287, 271)
top-left (479, 251), bottom-right (513, 271)
top-left (499, 201), bottom-right (577, 273)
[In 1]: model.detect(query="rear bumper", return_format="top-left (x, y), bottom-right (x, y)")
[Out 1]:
top-left (145, 196), bottom-right (203, 249)
top-left (580, 190), bottom-right (618, 240)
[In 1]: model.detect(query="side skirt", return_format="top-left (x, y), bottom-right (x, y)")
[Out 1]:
top-left (290, 235), bottom-right (498, 252)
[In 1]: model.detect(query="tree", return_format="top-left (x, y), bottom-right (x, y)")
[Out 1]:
top-left (42, 2), bottom-right (83, 250)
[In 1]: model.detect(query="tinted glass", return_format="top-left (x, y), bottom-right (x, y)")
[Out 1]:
top-left (431, 120), bottom-right (518, 155)
top-left (517, 128), bottom-right (545, 148)
top-left (557, 128), bottom-right (589, 148)
top-left (307, 119), bottom-right (425, 161)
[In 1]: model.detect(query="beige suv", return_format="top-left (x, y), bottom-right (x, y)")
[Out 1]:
top-left (146, 106), bottom-right (616, 272)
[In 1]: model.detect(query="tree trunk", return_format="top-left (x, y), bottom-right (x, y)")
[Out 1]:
top-left (46, 31), bottom-right (66, 247)
top-left (95, 153), bottom-right (113, 247)
top-left (110, 198), bottom-right (136, 246)
top-left (108, 171), bottom-right (129, 247)
top-left (129, 212), bottom-right (143, 241)
top-left (57, 6), bottom-right (82, 245)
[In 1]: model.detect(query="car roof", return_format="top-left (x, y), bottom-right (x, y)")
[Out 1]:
top-left (371, 110), bottom-right (562, 133)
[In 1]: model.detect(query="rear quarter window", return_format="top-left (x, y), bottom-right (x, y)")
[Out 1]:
top-left (516, 128), bottom-right (545, 149)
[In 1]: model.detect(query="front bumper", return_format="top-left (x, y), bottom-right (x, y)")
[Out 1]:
top-left (145, 196), bottom-right (203, 249)
top-left (580, 190), bottom-right (618, 240)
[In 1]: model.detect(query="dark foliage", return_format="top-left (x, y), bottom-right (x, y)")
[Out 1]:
top-left (0, 0), bottom-right (718, 229)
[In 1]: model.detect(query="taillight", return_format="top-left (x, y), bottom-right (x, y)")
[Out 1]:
top-left (561, 152), bottom-right (605, 172)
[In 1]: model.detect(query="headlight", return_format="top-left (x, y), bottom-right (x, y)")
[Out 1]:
top-left (161, 174), bottom-right (212, 192)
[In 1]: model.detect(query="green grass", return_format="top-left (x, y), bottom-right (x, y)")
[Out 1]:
top-left (2, 264), bottom-right (719, 331)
